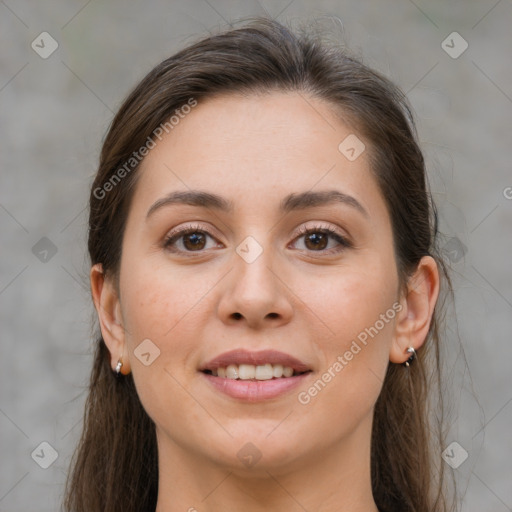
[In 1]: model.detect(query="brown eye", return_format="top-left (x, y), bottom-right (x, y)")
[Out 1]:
top-left (292, 225), bottom-right (351, 254)
top-left (303, 232), bottom-right (328, 250)
top-left (181, 232), bottom-right (207, 251)
top-left (163, 225), bottom-right (220, 254)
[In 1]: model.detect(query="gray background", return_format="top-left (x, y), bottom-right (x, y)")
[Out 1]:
top-left (1, 1), bottom-right (511, 510)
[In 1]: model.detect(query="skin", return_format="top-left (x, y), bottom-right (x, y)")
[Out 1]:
top-left (91, 91), bottom-right (439, 512)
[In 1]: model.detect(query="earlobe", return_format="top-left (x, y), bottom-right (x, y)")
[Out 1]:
top-left (390, 256), bottom-right (440, 364)
top-left (90, 263), bottom-right (131, 374)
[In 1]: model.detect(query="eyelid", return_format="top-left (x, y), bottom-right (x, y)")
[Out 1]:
top-left (291, 223), bottom-right (352, 251)
top-left (165, 222), bottom-right (218, 241)
top-left (293, 222), bottom-right (350, 242)
top-left (162, 221), bottom-right (352, 255)
top-left (163, 223), bottom-right (222, 252)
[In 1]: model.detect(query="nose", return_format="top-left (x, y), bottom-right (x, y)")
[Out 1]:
top-left (216, 241), bottom-right (293, 329)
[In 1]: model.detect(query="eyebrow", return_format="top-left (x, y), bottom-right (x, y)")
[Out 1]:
top-left (146, 189), bottom-right (369, 219)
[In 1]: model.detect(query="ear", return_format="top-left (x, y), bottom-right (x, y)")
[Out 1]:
top-left (90, 263), bottom-right (131, 374)
top-left (390, 255), bottom-right (440, 364)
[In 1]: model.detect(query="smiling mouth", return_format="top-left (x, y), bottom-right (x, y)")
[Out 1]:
top-left (202, 363), bottom-right (311, 381)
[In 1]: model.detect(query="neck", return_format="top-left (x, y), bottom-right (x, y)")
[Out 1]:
top-left (155, 416), bottom-right (378, 512)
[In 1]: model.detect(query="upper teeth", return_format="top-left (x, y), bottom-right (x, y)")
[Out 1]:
top-left (212, 363), bottom-right (295, 380)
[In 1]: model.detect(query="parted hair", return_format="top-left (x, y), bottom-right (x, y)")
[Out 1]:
top-left (64, 16), bottom-right (454, 512)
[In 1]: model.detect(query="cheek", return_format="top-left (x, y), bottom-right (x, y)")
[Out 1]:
top-left (118, 264), bottom-right (203, 422)
top-left (298, 258), bottom-right (397, 414)
top-left (296, 318), bottom-right (393, 447)
top-left (121, 277), bottom-right (172, 341)
top-left (306, 257), bottom-right (397, 344)
top-left (120, 258), bottom-right (211, 341)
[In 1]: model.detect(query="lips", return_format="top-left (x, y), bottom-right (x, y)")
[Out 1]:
top-left (199, 349), bottom-right (313, 401)
top-left (200, 349), bottom-right (312, 374)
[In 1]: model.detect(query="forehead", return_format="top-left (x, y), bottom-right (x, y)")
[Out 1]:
top-left (132, 91), bottom-right (385, 219)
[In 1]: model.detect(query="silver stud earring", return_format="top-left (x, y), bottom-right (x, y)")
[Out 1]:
top-left (403, 347), bottom-right (416, 367)
top-left (115, 359), bottom-right (123, 375)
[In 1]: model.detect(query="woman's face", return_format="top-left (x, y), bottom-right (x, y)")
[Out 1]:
top-left (115, 92), bottom-right (403, 472)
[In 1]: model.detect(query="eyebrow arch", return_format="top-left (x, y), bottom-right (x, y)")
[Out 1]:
top-left (146, 189), bottom-right (368, 219)
top-left (281, 190), bottom-right (368, 218)
top-left (146, 190), bottom-right (234, 219)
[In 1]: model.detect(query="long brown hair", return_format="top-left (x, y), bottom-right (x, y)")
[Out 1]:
top-left (64, 16), bottom-right (455, 512)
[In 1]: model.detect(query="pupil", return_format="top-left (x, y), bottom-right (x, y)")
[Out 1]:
top-left (186, 233), bottom-right (205, 250)
top-left (307, 233), bottom-right (327, 250)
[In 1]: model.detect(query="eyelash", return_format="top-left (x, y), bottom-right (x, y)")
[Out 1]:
top-left (294, 224), bottom-right (352, 253)
top-left (163, 223), bottom-right (352, 256)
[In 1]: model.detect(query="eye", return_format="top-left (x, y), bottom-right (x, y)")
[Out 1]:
top-left (163, 224), bottom-right (222, 254)
top-left (291, 224), bottom-right (351, 254)
top-left (163, 223), bottom-right (351, 257)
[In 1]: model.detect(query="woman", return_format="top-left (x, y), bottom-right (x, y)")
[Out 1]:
top-left (64, 16), bottom-right (454, 512)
